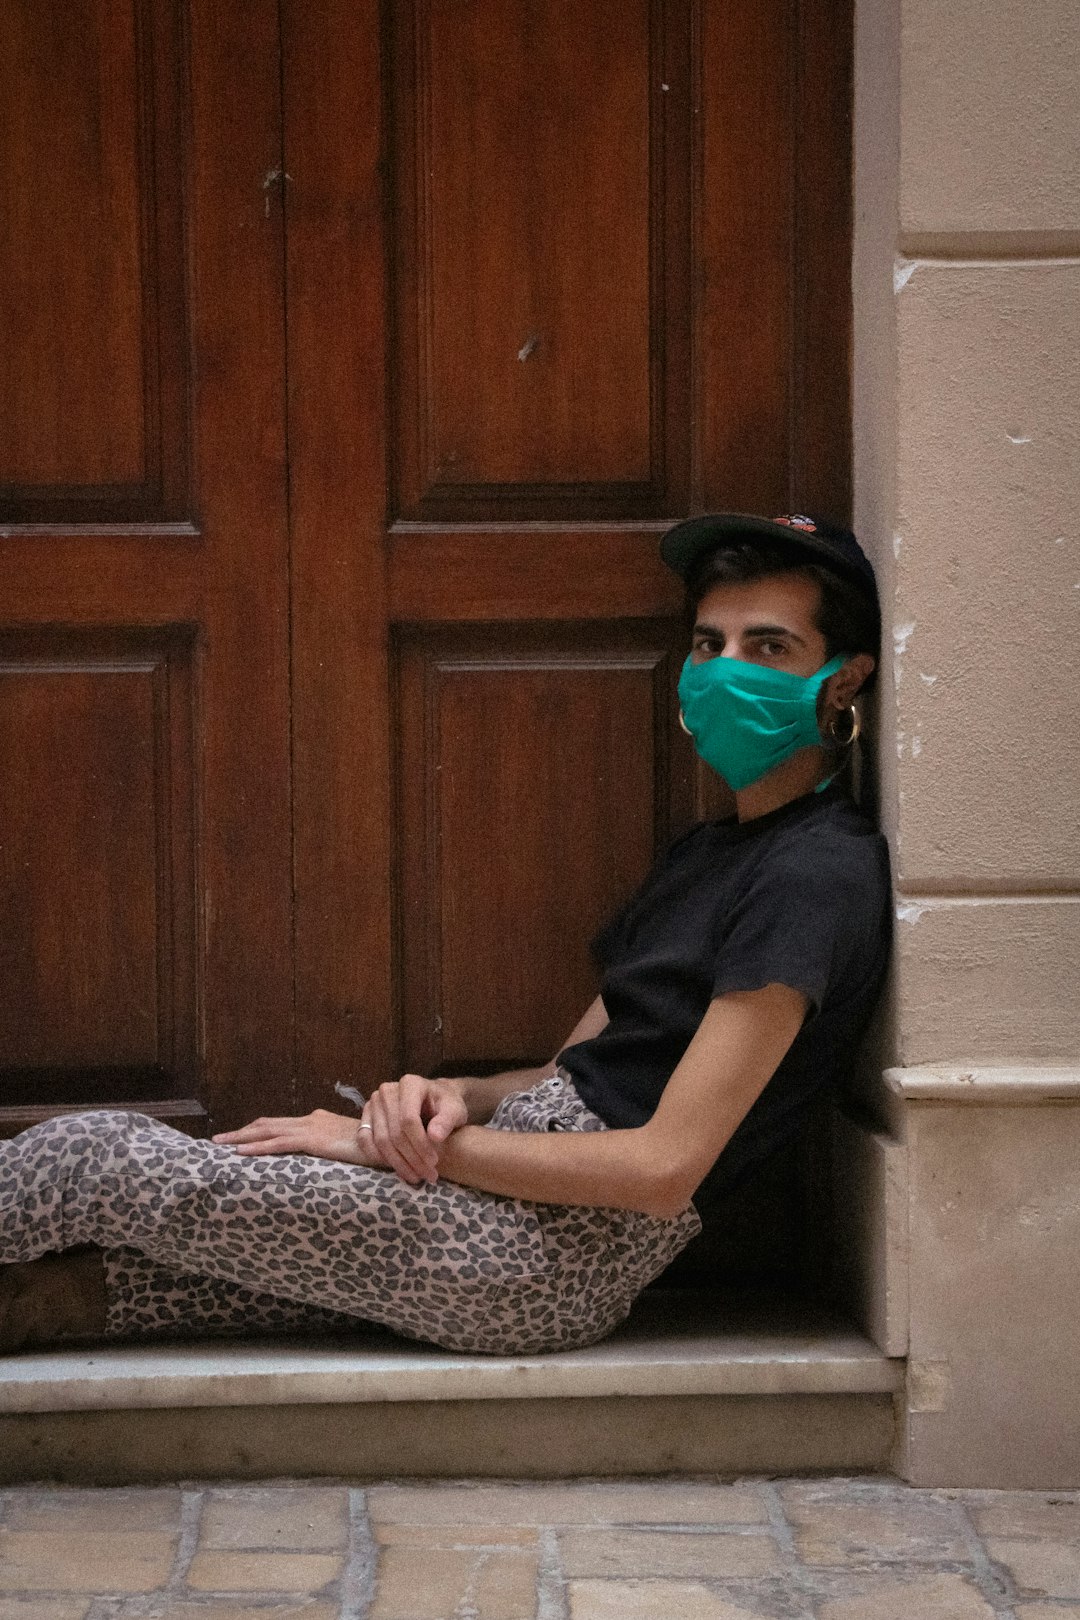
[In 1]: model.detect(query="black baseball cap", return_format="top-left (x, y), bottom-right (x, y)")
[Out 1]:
top-left (661, 511), bottom-right (879, 620)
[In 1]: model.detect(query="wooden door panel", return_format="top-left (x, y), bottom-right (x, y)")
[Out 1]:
top-left (396, 622), bottom-right (692, 1075)
top-left (0, 0), bottom-right (190, 522)
top-left (1, 0), bottom-right (292, 1135)
top-left (391, 0), bottom-right (691, 519)
top-left (0, 629), bottom-right (198, 1125)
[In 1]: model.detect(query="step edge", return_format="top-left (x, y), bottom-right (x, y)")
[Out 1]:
top-left (0, 1353), bottom-right (904, 1413)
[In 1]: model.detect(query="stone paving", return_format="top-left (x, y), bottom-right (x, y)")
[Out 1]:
top-left (0, 1477), bottom-right (1078, 1620)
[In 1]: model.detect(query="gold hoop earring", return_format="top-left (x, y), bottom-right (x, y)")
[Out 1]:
top-left (830, 705), bottom-right (860, 746)
top-left (678, 708), bottom-right (692, 736)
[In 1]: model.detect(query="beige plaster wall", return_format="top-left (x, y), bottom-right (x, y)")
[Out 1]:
top-left (900, 0), bottom-right (1080, 242)
top-left (856, 0), bottom-right (1080, 1064)
top-left (895, 898), bottom-right (1080, 1064)
top-left (853, 0), bottom-right (1080, 1486)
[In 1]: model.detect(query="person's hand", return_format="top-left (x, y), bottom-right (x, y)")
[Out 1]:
top-left (362, 1074), bottom-right (468, 1186)
top-left (212, 1109), bottom-right (384, 1167)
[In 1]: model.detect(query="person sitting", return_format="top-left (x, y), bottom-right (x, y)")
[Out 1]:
top-left (1, 513), bottom-right (890, 1357)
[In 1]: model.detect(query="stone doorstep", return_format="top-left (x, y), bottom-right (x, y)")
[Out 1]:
top-left (0, 1291), bottom-right (902, 1417)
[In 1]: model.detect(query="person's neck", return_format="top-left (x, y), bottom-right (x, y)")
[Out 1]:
top-left (734, 746), bottom-right (830, 823)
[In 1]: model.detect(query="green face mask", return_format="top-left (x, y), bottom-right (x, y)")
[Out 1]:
top-left (677, 653), bottom-right (846, 791)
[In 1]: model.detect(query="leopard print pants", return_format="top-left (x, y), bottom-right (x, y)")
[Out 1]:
top-left (0, 1076), bottom-right (700, 1355)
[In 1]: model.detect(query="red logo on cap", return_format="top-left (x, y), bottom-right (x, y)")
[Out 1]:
top-left (773, 514), bottom-right (818, 532)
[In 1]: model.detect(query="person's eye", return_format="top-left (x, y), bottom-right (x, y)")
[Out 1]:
top-left (758, 639), bottom-right (789, 659)
top-left (694, 635), bottom-right (723, 657)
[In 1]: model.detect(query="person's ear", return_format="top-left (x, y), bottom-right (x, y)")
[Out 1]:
top-left (826, 654), bottom-right (875, 710)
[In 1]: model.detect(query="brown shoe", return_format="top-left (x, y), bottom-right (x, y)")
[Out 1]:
top-left (0, 1248), bottom-right (107, 1352)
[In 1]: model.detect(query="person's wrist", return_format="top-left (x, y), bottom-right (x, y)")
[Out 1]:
top-left (434, 1124), bottom-right (468, 1177)
top-left (354, 1121), bottom-right (380, 1166)
top-left (437, 1076), bottom-right (472, 1121)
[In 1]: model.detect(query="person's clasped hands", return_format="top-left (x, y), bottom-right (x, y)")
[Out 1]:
top-left (357, 1073), bottom-right (468, 1184)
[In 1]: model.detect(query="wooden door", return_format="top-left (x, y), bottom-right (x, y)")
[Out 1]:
top-left (1, 1), bottom-right (851, 1137)
top-left (283, 0), bottom-right (853, 1110)
top-left (0, 0), bottom-right (294, 1133)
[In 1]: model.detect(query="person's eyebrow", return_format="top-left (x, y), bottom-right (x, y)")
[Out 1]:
top-left (693, 618), bottom-right (807, 646)
top-left (743, 622), bottom-right (807, 645)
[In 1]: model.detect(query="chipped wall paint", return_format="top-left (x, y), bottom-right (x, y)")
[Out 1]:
top-left (908, 1359), bottom-right (953, 1414)
top-left (894, 258), bottom-right (919, 294)
top-left (896, 902), bottom-right (928, 923)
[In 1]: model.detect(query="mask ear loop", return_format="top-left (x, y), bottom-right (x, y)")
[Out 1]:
top-left (678, 709), bottom-right (692, 736)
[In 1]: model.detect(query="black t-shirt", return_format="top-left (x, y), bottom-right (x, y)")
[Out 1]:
top-left (558, 785), bottom-right (892, 1215)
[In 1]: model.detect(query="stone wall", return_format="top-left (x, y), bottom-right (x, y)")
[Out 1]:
top-left (849, 0), bottom-right (1080, 1486)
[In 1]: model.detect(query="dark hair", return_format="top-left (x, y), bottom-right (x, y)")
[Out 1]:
top-left (685, 539), bottom-right (879, 688)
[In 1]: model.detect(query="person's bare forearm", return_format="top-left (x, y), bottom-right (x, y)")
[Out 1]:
top-left (437, 989), bottom-right (808, 1217)
top-left (436, 1119), bottom-right (682, 1217)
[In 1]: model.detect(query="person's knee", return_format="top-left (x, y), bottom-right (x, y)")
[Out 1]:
top-left (29, 1108), bottom-right (150, 1163)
